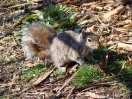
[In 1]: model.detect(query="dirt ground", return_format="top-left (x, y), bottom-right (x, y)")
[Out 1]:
top-left (0, 0), bottom-right (132, 99)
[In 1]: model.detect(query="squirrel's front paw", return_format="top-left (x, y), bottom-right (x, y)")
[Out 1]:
top-left (58, 67), bottom-right (66, 73)
top-left (78, 60), bottom-right (85, 66)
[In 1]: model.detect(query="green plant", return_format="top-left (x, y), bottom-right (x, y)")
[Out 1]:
top-left (21, 64), bottom-right (47, 82)
top-left (71, 65), bottom-right (104, 87)
top-left (22, 4), bottom-right (78, 32)
top-left (93, 48), bottom-right (106, 61)
top-left (53, 69), bottom-right (63, 78)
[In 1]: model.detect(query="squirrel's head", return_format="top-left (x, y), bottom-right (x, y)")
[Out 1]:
top-left (81, 31), bottom-right (100, 50)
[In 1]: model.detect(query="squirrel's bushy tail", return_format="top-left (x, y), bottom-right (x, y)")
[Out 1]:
top-left (21, 22), bottom-right (56, 61)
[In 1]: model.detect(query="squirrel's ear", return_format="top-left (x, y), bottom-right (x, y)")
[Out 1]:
top-left (81, 29), bottom-right (86, 38)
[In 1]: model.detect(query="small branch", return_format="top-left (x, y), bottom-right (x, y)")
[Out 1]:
top-left (8, 3), bottom-right (35, 9)
top-left (56, 70), bottom-right (78, 96)
top-left (102, 5), bottom-right (124, 19)
top-left (10, 66), bottom-right (56, 98)
top-left (12, 13), bottom-right (29, 28)
top-left (65, 86), bottom-right (75, 99)
top-left (32, 66), bottom-right (56, 86)
top-left (118, 62), bottom-right (126, 74)
top-left (97, 64), bottom-right (106, 76)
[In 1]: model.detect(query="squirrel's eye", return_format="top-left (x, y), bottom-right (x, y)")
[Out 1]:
top-left (87, 38), bottom-right (92, 42)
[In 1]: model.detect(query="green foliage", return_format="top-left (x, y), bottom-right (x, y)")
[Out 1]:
top-left (103, 44), bottom-right (117, 52)
top-left (23, 14), bottom-right (38, 24)
top-left (93, 48), bottom-right (106, 61)
top-left (106, 61), bottom-right (132, 75)
top-left (109, 61), bottom-right (132, 91)
top-left (71, 66), bottom-right (104, 87)
top-left (107, 61), bottom-right (124, 74)
top-left (53, 69), bottom-right (63, 78)
top-left (22, 4), bottom-right (78, 32)
top-left (77, 20), bottom-right (89, 26)
top-left (21, 64), bottom-right (47, 82)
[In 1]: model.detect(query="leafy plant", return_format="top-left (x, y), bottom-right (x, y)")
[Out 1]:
top-left (22, 4), bottom-right (78, 32)
top-left (21, 64), bottom-right (47, 82)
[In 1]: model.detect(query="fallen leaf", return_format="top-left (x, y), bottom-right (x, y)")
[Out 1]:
top-left (117, 42), bottom-right (132, 51)
top-left (0, 46), bottom-right (5, 51)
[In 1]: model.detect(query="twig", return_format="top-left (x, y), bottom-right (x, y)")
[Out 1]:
top-left (0, 30), bottom-right (13, 39)
top-left (77, 82), bottom-right (112, 92)
top-left (12, 13), bottom-right (29, 28)
top-left (118, 62), bottom-right (126, 74)
top-left (97, 64), bottom-right (106, 76)
top-left (8, 3), bottom-right (35, 9)
top-left (0, 13), bottom-right (29, 39)
top-left (118, 60), bottom-right (132, 74)
top-left (32, 66), bottom-right (56, 86)
top-left (10, 66), bottom-right (56, 98)
top-left (107, 86), bottom-right (118, 98)
top-left (56, 70), bottom-right (78, 96)
top-left (65, 86), bottom-right (75, 99)
top-left (102, 5), bottom-right (124, 19)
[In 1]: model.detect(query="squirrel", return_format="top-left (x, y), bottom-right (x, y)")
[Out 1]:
top-left (21, 22), bottom-right (56, 61)
top-left (21, 22), bottom-right (100, 72)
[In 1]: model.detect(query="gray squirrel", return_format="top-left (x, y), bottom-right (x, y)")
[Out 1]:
top-left (21, 22), bottom-right (100, 72)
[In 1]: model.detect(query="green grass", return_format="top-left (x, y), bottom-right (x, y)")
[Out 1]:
top-left (53, 69), bottom-right (63, 78)
top-left (20, 64), bottom-right (47, 82)
top-left (103, 60), bottom-right (132, 92)
top-left (70, 59), bottom-right (132, 92)
top-left (71, 65), bottom-right (104, 87)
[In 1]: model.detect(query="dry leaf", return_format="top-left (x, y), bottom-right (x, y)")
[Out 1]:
top-left (0, 46), bottom-right (5, 51)
top-left (124, 60), bottom-right (132, 66)
top-left (123, 24), bottom-right (132, 29)
top-left (117, 42), bottom-right (132, 51)
top-left (53, 86), bottom-right (61, 93)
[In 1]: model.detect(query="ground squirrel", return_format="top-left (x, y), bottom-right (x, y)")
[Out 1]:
top-left (21, 22), bottom-right (100, 72)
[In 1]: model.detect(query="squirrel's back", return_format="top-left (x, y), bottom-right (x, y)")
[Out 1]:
top-left (21, 22), bottom-right (56, 60)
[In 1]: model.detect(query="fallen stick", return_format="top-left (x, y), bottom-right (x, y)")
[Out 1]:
top-left (32, 66), bottom-right (56, 86)
top-left (102, 5), bottom-right (124, 19)
top-left (76, 82), bottom-right (111, 92)
top-left (12, 13), bottom-right (29, 28)
top-left (82, 2), bottom-right (96, 7)
top-left (10, 66), bottom-right (56, 98)
top-left (56, 70), bottom-right (78, 96)
top-left (65, 86), bottom-right (75, 99)
top-left (8, 3), bottom-right (35, 9)
top-left (97, 64), bottom-right (106, 76)
top-left (118, 60), bottom-right (132, 74)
